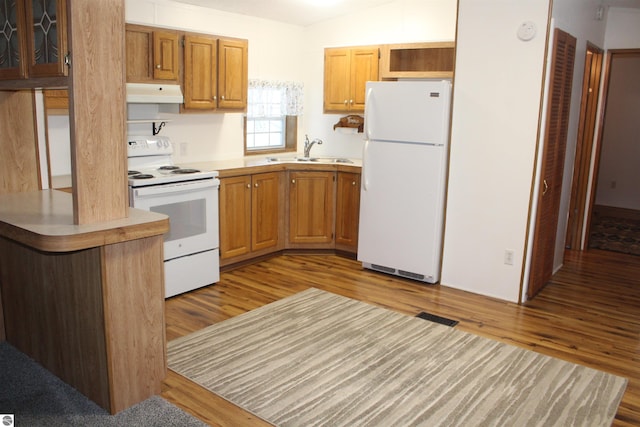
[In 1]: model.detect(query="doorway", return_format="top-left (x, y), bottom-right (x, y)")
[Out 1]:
top-left (564, 43), bottom-right (603, 251)
top-left (584, 49), bottom-right (640, 255)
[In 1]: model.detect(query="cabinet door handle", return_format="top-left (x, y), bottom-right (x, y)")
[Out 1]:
top-left (352, 181), bottom-right (357, 186)
top-left (156, 64), bottom-right (161, 69)
top-left (246, 184), bottom-right (251, 189)
top-left (291, 179), bottom-right (296, 184)
top-left (254, 183), bottom-right (259, 188)
top-left (212, 96), bottom-right (217, 101)
top-left (349, 99), bottom-right (353, 104)
top-left (221, 96), bottom-right (225, 100)
top-left (542, 179), bottom-right (549, 195)
top-left (343, 100), bottom-right (348, 105)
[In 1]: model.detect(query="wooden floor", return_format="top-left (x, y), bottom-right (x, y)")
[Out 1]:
top-left (162, 249), bottom-right (640, 426)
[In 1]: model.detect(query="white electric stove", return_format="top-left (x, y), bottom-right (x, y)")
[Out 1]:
top-left (127, 135), bottom-right (220, 298)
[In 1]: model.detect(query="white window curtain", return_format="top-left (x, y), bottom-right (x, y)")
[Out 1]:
top-left (247, 80), bottom-right (304, 117)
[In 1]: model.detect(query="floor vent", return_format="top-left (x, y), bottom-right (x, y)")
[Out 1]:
top-left (416, 312), bottom-right (459, 327)
top-left (371, 264), bottom-right (396, 274)
top-left (399, 270), bottom-right (426, 281)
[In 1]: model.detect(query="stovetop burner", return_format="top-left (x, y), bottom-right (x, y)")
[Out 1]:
top-left (130, 174), bottom-right (154, 179)
top-left (172, 168), bottom-right (201, 174)
top-left (128, 170), bottom-right (141, 176)
top-left (159, 165), bottom-right (180, 171)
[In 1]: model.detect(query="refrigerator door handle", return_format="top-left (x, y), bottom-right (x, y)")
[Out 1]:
top-left (362, 139), bottom-right (370, 191)
top-left (364, 87), bottom-right (373, 140)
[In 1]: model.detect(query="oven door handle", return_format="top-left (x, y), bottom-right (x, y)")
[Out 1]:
top-left (132, 178), bottom-right (219, 198)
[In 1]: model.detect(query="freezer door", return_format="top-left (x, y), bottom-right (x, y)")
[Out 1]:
top-left (364, 80), bottom-right (451, 146)
top-left (358, 140), bottom-right (447, 282)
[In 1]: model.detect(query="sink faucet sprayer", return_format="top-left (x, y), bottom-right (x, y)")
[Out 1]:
top-left (304, 135), bottom-right (323, 158)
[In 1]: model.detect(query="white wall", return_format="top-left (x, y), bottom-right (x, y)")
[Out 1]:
top-left (441, 0), bottom-right (550, 302)
top-left (604, 8), bottom-right (640, 49)
top-left (124, 0), bottom-right (456, 162)
top-left (303, 0), bottom-right (457, 159)
top-left (125, 0), bottom-right (307, 162)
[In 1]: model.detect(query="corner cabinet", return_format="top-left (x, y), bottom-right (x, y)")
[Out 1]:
top-left (183, 34), bottom-right (247, 111)
top-left (324, 46), bottom-right (379, 113)
top-left (0, 0), bottom-right (68, 80)
top-left (287, 171), bottom-right (336, 247)
top-left (219, 172), bottom-right (283, 266)
top-left (125, 24), bottom-right (179, 83)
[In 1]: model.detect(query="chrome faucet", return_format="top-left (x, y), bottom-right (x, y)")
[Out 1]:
top-left (303, 135), bottom-right (323, 158)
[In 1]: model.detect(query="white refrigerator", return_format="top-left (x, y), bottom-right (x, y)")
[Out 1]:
top-left (358, 80), bottom-right (452, 283)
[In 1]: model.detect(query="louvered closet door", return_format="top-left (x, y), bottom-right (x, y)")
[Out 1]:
top-left (528, 28), bottom-right (577, 299)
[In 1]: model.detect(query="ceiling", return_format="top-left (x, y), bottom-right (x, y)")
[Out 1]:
top-left (172, 0), bottom-right (640, 27)
top-left (170, 0), bottom-right (397, 27)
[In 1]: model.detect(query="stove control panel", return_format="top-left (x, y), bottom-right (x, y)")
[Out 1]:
top-left (127, 136), bottom-right (173, 157)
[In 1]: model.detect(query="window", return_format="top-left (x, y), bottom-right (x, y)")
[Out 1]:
top-left (245, 80), bottom-right (303, 155)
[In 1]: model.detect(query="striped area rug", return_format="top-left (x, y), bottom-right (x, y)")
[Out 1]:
top-left (168, 288), bottom-right (627, 426)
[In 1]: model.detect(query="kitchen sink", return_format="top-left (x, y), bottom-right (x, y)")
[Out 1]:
top-left (332, 158), bottom-right (353, 164)
top-left (265, 156), bottom-right (353, 164)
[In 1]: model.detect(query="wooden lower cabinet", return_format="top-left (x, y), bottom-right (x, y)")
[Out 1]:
top-left (287, 171), bottom-right (336, 247)
top-left (335, 171), bottom-right (361, 252)
top-left (219, 172), bottom-right (283, 265)
top-left (219, 168), bottom-right (361, 266)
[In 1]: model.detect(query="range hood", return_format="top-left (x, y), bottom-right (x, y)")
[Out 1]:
top-left (126, 83), bottom-right (184, 104)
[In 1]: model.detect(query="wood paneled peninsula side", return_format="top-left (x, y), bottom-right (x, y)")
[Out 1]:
top-left (0, 190), bottom-right (169, 414)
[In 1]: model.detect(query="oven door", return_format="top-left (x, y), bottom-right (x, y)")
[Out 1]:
top-left (130, 178), bottom-right (219, 260)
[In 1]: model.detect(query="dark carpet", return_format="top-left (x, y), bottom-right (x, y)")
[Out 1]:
top-left (589, 215), bottom-right (640, 256)
top-left (0, 342), bottom-right (207, 426)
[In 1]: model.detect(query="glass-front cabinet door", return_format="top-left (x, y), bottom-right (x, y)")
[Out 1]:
top-left (0, 0), bottom-right (26, 79)
top-left (26, 0), bottom-right (67, 77)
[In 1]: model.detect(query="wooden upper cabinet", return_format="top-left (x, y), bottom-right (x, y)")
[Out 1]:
top-left (218, 38), bottom-right (248, 110)
top-left (25, 0), bottom-right (68, 78)
top-left (153, 31), bottom-right (179, 80)
top-left (379, 42), bottom-right (455, 79)
top-left (0, 1), bottom-right (27, 79)
top-left (125, 24), bottom-right (179, 83)
top-left (0, 0), bottom-right (68, 80)
top-left (184, 34), bottom-right (217, 109)
top-left (125, 25), bottom-right (247, 111)
top-left (324, 46), bottom-right (379, 113)
top-left (324, 48), bottom-right (351, 112)
top-left (183, 34), bottom-right (247, 111)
